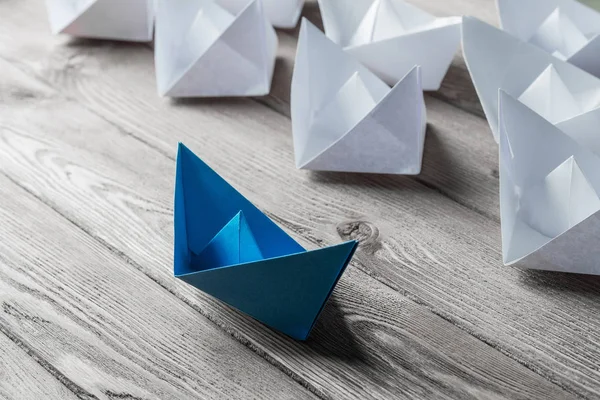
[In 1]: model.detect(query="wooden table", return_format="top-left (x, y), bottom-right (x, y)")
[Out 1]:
top-left (1, 1), bottom-right (599, 399)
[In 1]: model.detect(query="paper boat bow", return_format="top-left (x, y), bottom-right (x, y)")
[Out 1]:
top-left (45, 0), bottom-right (154, 41)
top-left (317, 0), bottom-right (461, 90)
top-left (174, 144), bottom-right (358, 340)
top-left (291, 19), bottom-right (426, 175)
top-left (155, 0), bottom-right (277, 97)
top-left (497, 0), bottom-right (600, 77)
top-left (499, 90), bottom-right (600, 275)
top-left (462, 17), bottom-right (600, 143)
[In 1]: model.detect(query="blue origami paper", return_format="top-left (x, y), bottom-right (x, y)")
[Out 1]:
top-left (174, 143), bottom-right (358, 340)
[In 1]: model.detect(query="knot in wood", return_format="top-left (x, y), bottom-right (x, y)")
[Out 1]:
top-left (336, 221), bottom-right (379, 245)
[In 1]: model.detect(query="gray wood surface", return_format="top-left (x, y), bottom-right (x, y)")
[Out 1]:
top-left (0, 168), bottom-right (315, 399)
top-left (0, 333), bottom-right (79, 400)
top-left (0, 0), bottom-right (598, 399)
top-left (0, 56), bottom-right (571, 400)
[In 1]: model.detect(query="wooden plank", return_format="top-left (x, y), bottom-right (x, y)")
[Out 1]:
top-left (0, 333), bottom-right (79, 400)
top-left (0, 50), bottom-right (576, 400)
top-left (0, 1), bottom-right (598, 398)
top-left (0, 175), bottom-right (317, 399)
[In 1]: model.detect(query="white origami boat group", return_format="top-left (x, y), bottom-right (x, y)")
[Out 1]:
top-left (45, 0), bottom-right (465, 176)
top-left (45, 0), bottom-right (305, 34)
top-left (45, 0), bottom-right (600, 274)
top-left (318, 0), bottom-right (461, 90)
top-left (497, 0), bottom-right (600, 78)
top-left (45, 0), bottom-right (304, 96)
top-left (290, 0), bottom-right (464, 174)
top-left (463, 15), bottom-right (600, 275)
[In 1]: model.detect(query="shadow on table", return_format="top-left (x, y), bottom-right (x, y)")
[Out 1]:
top-left (304, 295), bottom-right (368, 363)
top-left (518, 269), bottom-right (600, 297)
top-left (63, 36), bottom-right (152, 52)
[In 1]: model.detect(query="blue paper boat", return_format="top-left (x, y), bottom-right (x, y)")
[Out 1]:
top-left (174, 143), bottom-right (358, 340)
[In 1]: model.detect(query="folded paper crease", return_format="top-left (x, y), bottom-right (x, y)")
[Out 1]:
top-left (291, 19), bottom-right (426, 175)
top-left (220, 0), bottom-right (305, 28)
top-left (497, 0), bottom-right (600, 77)
top-left (462, 16), bottom-right (600, 142)
top-left (155, 0), bottom-right (277, 97)
top-left (317, 0), bottom-right (461, 90)
top-left (45, 0), bottom-right (154, 41)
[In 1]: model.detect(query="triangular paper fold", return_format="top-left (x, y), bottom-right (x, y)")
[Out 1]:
top-left (498, 90), bottom-right (600, 274)
top-left (155, 0), bottom-right (277, 97)
top-left (291, 19), bottom-right (426, 175)
top-left (45, 0), bottom-right (154, 41)
top-left (556, 108), bottom-right (600, 156)
top-left (497, 0), bottom-right (600, 77)
top-left (220, 0), bottom-right (305, 28)
top-left (174, 143), bottom-right (358, 339)
top-left (462, 16), bottom-right (600, 142)
top-left (317, 0), bottom-right (461, 90)
top-left (517, 65), bottom-right (582, 124)
top-left (528, 8), bottom-right (588, 60)
top-left (191, 211), bottom-right (264, 270)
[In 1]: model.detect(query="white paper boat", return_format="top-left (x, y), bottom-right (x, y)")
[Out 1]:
top-left (45, 0), bottom-right (154, 41)
top-left (291, 19), bottom-right (426, 175)
top-left (498, 89), bottom-right (600, 274)
top-left (497, 0), bottom-right (600, 77)
top-left (462, 16), bottom-right (600, 143)
top-left (221, 0), bottom-right (305, 28)
top-left (316, 0), bottom-right (461, 90)
top-left (154, 0), bottom-right (278, 97)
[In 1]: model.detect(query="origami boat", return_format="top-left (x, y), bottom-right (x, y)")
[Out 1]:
top-left (174, 143), bottom-right (358, 340)
top-left (317, 0), bottom-right (461, 90)
top-left (45, 0), bottom-right (154, 41)
top-left (497, 0), bottom-right (600, 77)
top-left (155, 0), bottom-right (277, 97)
top-left (498, 90), bottom-right (600, 275)
top-left (462, 16), bottom-right (600, 143)
top-left (291, 19), bottom-right (426, 175)
top-left (464, 17), bottom-right (600, 274)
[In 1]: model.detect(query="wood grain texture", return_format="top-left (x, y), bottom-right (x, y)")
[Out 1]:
top-left (0, 58), bottom-right (574, 400)
top-left (0, 333), bottom-right (79, 400)
top-left (0, 0), bottom-right (598, 399)
top-left (0, 155), bottom-right (316, 399)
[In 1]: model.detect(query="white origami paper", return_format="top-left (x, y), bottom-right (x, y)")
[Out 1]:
top-left (317, 0), bottom-right (461, 90)
top-left (498, 90), bottom-right (600, 275)
top-left (154, 0), bottom-right (278, 97)
top-left (462, 17), bottom-right (600, 143)
top-left (291, 19), bottom-right (426, 174)
top-left (497, 0), bottom-right (600, 77)
top-left (45, 0), bottom-right (154, 41)
top-left (221, 0), bottom-right (305, 28)
top-left (464, 17), bottom-right (600, 273)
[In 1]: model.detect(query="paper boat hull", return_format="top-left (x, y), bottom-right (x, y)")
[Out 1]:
top-left (507, 212), bottom-right (600, 275)
top-left (177, 242), bottom-right (358, 340)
